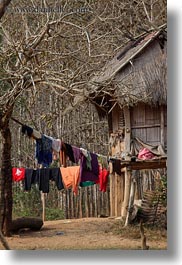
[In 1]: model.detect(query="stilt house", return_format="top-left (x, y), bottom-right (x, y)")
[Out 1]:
top-left (89, 26), bottom-right (167, 220)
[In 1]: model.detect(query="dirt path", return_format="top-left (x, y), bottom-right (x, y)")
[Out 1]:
top-left (1, 218), bottom-right (167, 250)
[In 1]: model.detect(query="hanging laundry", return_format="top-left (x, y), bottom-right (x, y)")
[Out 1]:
top-left (24, 167), bottom-right (64, 193)
top-left (60, 142), bottom-right (67, 167)
top-left (80, 152), bottom-right (99, 183)
top-left (60, 142), bottom-right (75, 166)
top-left (64, 143), bottom-right (75, 163)
top-left (52, 139), bottom-right (61, 161)
top-left (138, 148), bottom-right (155, 160)
top-left (80, 181), bottom-right (95, 187)
top-left (12, 168), bottom-right (25, 182)
top-left (97, 155), bottom-right (109, 169)
top-left (32, 129), bottom-right (42, 139)
top-left (21, 125), bottom-right (33, 138)
top-left (72, 146), bottom-right (81, 164)
top-left (60, 166), bottom-right (80, 195)
top-left (24, 168), bottom-right (38, 191)
top-left (35, 134), bottom-right (53, 167)
top-left (109, 158), bottom-right (122, 175)
top-left (97, 167), bottom-right (109, 192)
top-left (52, 139), bottom-right (61, 153)
top-left (36, 168), bottom-right (50, 193)
top-left (49, 167), bottom-right (64, 191)
top-left (80, 148), bottom-right (92, 170)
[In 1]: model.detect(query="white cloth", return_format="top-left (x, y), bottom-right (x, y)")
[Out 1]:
top-left (52, 139), bottom-right (61, 153)
top-left (32, 129), bottom-right (42, 139)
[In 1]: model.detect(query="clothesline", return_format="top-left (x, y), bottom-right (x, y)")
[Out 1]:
top-left (11, 116), bottom-right (108, 163)
top-left (12, 166), bottom-right (109, 194)
top-left (11, 117), bottom-right (110, 194)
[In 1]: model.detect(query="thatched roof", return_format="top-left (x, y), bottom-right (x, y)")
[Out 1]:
top-left (88, 25), bottom-right (167, 115)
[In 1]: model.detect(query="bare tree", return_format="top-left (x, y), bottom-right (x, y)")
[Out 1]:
top-left (0, 0), bottom-right (12, 19)
top-left (0, 0), bottom-right (166, 236)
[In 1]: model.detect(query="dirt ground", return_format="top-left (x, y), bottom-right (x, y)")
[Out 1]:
top-left (1, 217), bottom-right (167, 250)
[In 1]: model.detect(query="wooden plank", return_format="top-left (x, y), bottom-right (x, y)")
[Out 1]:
top-left (125, 175), bottom-right (136, 226)
top-left (94, 185), bottom-right (97, 217)
top-left (115, 174), bottom-right (122, 216)
top-left (110, 173), bottom-right (115, 217)
top-left (160, 105), bottom-right (165, 147)
top-left (120, 159), bottom-right (167, 170)
top-left (123, 106), bottom-right (131, 153)
top-left (112, 105), bottom-right (120, 132)
top-left (85, 187), bottom-right (89, 217)
top-left (120, 173), bottom-right (124, 217)
top-left (131, 124), bottom-right (161, 129)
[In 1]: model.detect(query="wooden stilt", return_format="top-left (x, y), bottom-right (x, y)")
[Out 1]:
top-left (122, 168), bottom-right (132, 218)
top-left (125, 170), bottom-right (136, 226)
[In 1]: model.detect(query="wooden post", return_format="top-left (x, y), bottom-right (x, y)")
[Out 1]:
top-left (41, 192), bottom-right (45, 222)
top-left (110, 173), bottom-right (115, 217)
top-left (120, 173), bottom-right (125, 217)
top-left (160, 105), bottom-right (165, 148)
top-left (122, 106), bottom-right (131, 218)
top-left (125, 171), bottom-right (136, 226)
top-left (115, 173), bottom-right (122, 217)
top-left (122, 168), bottom-right (132, 218)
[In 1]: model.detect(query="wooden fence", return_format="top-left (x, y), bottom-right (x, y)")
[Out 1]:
top-left (12, 181), bottom-right (110, 220)
top-left (47, 183), bottom-right (110, 219)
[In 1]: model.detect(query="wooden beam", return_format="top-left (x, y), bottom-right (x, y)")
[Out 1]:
top-left (122, 107), bottom-right (131, 218)
top-left (120, 159), bottom-right (167, 170)
top-left (160, 105), bottom-right (165, 147)
top-left (110, 173), bottom-right (115, 217)
top-left (123, 106), bottom-right (131, 154)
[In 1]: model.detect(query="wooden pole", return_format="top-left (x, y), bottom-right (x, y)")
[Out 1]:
top-left (122, 106), bottom-right (131, 219)
top-left (122, 168), bottom-right (132, 218)
top-left (110, 173), bottom-right (115, 217)
top-left (41, 192), bottom-right (46, 222)
top-left (160, 105), bottom-right (165, 148)
top-left (125, 171), bottom-right (136, 226)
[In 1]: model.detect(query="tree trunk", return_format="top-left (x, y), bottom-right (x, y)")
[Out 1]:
top-left (11, 217), bottom-right (43, 232)
top-left (0, 125), bottom-right (12, 236)
top-left (0, 0), bottom-right (12, 19)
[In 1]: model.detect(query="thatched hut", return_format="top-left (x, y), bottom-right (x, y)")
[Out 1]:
top-left (88, 25), bottom-right (167, 221)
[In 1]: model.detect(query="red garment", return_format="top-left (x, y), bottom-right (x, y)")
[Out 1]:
top-left (97, 167), bottom-right (109, 192)
top-left (138, 148), bottom-right (155, 160)
top-left (12, 168), bottom-right (25, 182)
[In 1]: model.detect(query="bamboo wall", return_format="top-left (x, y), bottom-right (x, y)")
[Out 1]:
top-left (109, 103), bottom-right (167, 218)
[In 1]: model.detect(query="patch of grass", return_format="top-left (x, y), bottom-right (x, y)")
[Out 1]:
top-left (45, 207), bottom-right (65, 221)
top-left (111, 220), bottom-right (167, 242)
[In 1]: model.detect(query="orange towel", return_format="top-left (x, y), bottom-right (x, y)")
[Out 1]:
top-left (60, 166), bottom-right (80, 195)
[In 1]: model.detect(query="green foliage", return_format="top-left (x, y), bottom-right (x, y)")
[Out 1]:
top-left (12, 184), bottom-right (42, 218)
top-left (159, 175), bottom-right (167, 207)
top-left (12, 184), bottom-right (65, 221)
top-left (45, 207), bottom-right (64, 221)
